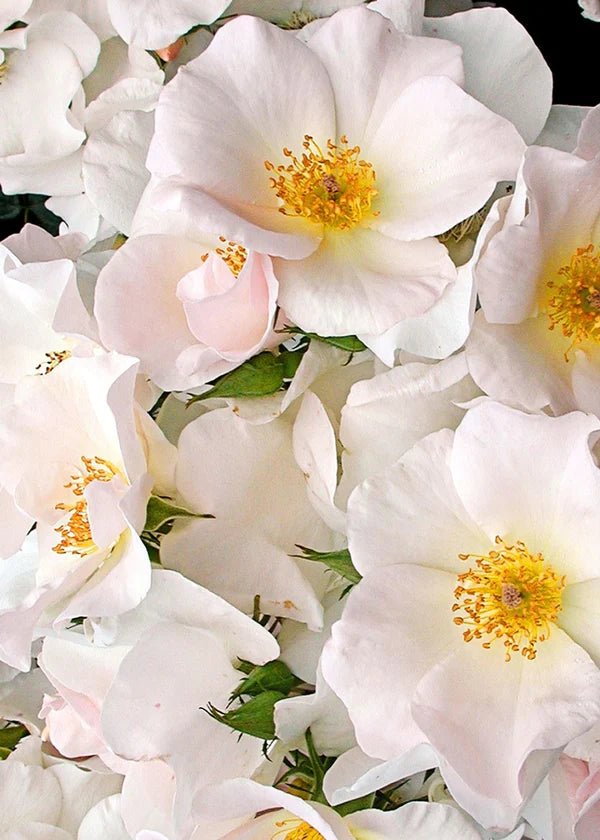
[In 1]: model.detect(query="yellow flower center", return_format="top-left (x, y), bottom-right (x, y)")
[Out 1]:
top-left (452, 536), bottom-right (566, 662)
top-left (36, 349), bottom-right (72, 375)
top-left (280, 11), bottom-right (318, 29)
top-left (201, 236), bottom-right (248, 277)
top-left (272, 819), bottom-right (324, 840)
top-left (0, 59), bottom-right (7, 84)
top-left (546, 243), bottom-right (600, 359)
top-left (53, 456), bottom-right (119, 556)
top-left (265, 135), bottom-right (378, 231)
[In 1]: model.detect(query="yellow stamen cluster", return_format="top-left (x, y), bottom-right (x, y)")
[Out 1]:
top-left (452, 536), bottom-right (566, 662)
top-left (280, 11), bottom-right (318, 29)
top-left (273, 820), bottom-right (324, 840)
top-left (53, 456), bottom-right (119, 555)
top-left (546, 243), bottom-right (600, 359)
top-left (201, 236), bottom-right (248, 277)
top-left (0, 60), bottom-right (7, 84)
top-left (265, 135), bottom-right (378, 231)
top-left (35, 349), bottom-right (72, 375)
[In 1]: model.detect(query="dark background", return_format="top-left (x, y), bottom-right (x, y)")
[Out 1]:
top-left (497, 1), bottom-right (598, 105)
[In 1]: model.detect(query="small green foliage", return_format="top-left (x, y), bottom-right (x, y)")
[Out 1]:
top-left (334, 793), bottom-right (376, 816)
top-left (293, 545), bottom-right (362, 585)
top-left (187, 348), bottom-right (306, 405)
top-left (0, 724), bottom-right (28, 758)
top-left (0, 190), bottom-right (62, 236)
top-left (144, 495), bottom-right (211, 533)
top-left (231, 660), bottom-right (301, 701)
top-left (205, 691), bottom-right (285, 741)
top-left (280, 326), bottom-right (367, 353)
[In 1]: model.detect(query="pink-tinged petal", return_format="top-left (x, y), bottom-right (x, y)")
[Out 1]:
top-left (82, 109), bottom-right (154, 236)
top-left (323, 744), bottom-right (437, 807)
top-left (161, 409), bottom-right (333, 628)
top-left (412, 631), bottom-right (600, 830)
top-left (368, 75), bottom-right (525, 241)
top-left (559, 580), bottom-right (600, 665)
top-left (348, 802), bottom-right (482, 840)
top-left (360, 258), bottom-right (476, 362)
top-left (102, 623), bottom-right (269, 830)
top-left (131, 178), bottom-right (319, 260)
top-left (293, 391), bottom-right (346, 534)
top-left (120, 760), bottom-right (175, 839)
top-left (106, 0), bottom-right (230, 49)
top-left (347, 429), bottom-right (488, 576)
top-left (177, 252), bottom-right (278, 359)
top-left (306, 6), bottom-right (463, 145)
top-left (423, 8), bottom-right (552, 144)
top-left (78, 795), bottom-right (131, 840)
top-left (571, 349), bottom-right (600, 417)
top-left (465, 312), bottom-right (577, 414)
top-left (85, 476), bottom-right (129, 549)
top-left (477, 148), bottom-right (600, 324)
top-left (575, 103), bottom-right (600, 161)
top-left (450, 402), bottom-right (600, 583)
top-left (338, 354), bottom-right (477, 507)
top-left (275, 228), bottom-right (456, 336)
top-left (56, 527), bottom-right (150, 622)
top-left (95, 235), bottom-right (206, 392)
top-left (536, 105), bottom-right (591, 154)
top-left (0, 761), bottom-right (62, 827)
top-left (147, 15), bottom-right (334, 248)
top-left (0, 488), bottom-right (32, 560)
top-left (322, 564), bottom-right (460, 761)
top-left (193, 779), bottom-right (351, 840)
top-left (368, 0), bottom-right (426, 34)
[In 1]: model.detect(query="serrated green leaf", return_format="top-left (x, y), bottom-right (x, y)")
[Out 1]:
top-left (144, 495), bottom-right (211, 532)
top-left (293, 545), bottom-right (362, 585)
top-left (0, 725), bottom-right (27, 753)
top-left (205, 691), bottom-right (285, 740)
top-left (188, 352), bottom-right (285, 404)
top-left (231, 660), bottom-right (301, 700)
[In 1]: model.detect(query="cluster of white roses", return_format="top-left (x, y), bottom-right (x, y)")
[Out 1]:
top-left (1, 0), bottom-right (599, 838)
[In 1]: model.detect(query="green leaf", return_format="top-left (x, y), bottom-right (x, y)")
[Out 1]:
top-left (231, 660), bottom-right (301, 700)
top-left (0, 725), bottom-right (28, 754)
top-left (281, 326), bottom-right (366, 353)
top-left (144, 495), bottom-right (212, 532)
top-left (293, 545), bottom-right (362, 585)
top-left (188, 352), bottom-right (286, 404)
top-left (205, 691), bottom-right (285, 740)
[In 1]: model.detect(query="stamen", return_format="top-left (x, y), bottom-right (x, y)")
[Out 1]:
top-left (453, 536), bottom-right (565, 661)
top-left (0, 60), bottom-right (7, 84)
top-left (35, 350), bottom-right (72, 375)
top-left (280, 11), bottom-right (318, 29)
top-left (272, 819), bottom-right (324, 840)
top-left (202, 237), bottom-right (248, 277)
top-left (265, 135), bottom-right (378, 231)
top-left (546, 243), bottom-right (600, 360)
top-left (53, 456), bottom-right (119, 556)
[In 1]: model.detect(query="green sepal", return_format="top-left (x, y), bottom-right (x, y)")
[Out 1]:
top-left (144, 495), bottom-right (212, 532)
top-left (231, 660), bottom-right (301, 700)
top-left (334, 793), bottom-right (376, 816)
top-left (293, 545), bottom-right (362, 585)
top-left (205, 691), bottom-right (285, 741)
top-left (0, 724), bottom-right (28, 755)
